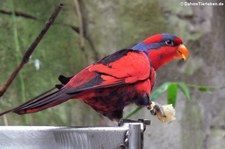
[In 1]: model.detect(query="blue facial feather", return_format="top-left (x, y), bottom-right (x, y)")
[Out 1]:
top-left (162, 33), bottom-right (176, 41)
top-left (132, 33), bottom-right (178, 51)
top-left (132, 42), bottom-right (161, 52)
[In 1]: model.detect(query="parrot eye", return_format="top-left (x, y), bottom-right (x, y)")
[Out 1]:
top-left (165, 40), bottom-right (174, 46)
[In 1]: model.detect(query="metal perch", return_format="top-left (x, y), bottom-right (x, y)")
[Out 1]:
top-left (0, 119), bottom-right (150, 149)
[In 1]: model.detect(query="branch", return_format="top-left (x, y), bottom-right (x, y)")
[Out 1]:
top-left (0, 3), bottom-right (63, 97)
top-left (0, 8), bottom-right (80, 33)
top-left (73, 0), bottom-right (100, 61)
top-left (74, 0), bottom-right (91, 63)
top-left (0, 9), bottom-right (37, 19)
top-left (0, 7), bottom-right (100, 60)
top-left (74, 0), bottom-right (85, 48)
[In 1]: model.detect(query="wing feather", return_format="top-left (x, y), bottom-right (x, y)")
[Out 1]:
top-left (65, 49), bottom-right (151, 94)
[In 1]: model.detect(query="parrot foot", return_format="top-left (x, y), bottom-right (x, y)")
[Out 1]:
top-left (148, 102), bottom-right (166, 118)
top-left (148, 101), bottom-right (176, 123)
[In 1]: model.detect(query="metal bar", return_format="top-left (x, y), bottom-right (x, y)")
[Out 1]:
top-left (0, 120), bottom-right (149, 149)
top-left (129, 124), bottom-right (142, 149)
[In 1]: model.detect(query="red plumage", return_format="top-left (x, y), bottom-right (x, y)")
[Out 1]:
top-left (14, 49), bottom-right (154, 120)
top-left (0, 33), bottom-right (188, 121)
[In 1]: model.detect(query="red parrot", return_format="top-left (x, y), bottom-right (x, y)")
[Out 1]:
top-left (0, 33), bottom-right (188, 121)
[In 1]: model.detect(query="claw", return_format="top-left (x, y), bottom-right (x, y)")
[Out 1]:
top-left (153, 103), bottom-right (166, 117)
top-left (148, 105), bottom-right (156, 115)
top-left (148, 102), bottom-right (176, 123)
top-left (150, 108), bottom-right (157, 115)
top-left (150, 110), bottom-right (156, 116)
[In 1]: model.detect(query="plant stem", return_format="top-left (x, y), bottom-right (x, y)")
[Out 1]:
top-left (10, 0), bottom-right (29, 125)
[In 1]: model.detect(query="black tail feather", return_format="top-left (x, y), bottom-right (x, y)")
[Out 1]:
top-left (0, 87), bottom-right (71, 116)
top-left (58, 75), bottom-right (72, 85)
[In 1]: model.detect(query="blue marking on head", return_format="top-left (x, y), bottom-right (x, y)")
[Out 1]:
top-left (132, 33), bottom-right (180, 52)
top-left (162, 33), bottom-right (177, 41)
top-left (132, 42), bottom-right (161, 51)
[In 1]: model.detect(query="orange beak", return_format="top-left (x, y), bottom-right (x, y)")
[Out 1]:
top-left (175, 44), bottom-right (189, 60)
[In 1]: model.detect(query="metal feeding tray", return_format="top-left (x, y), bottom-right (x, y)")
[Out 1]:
top-left (0, 119), bottom-right (150, 149)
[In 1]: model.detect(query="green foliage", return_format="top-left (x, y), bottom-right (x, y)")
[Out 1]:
top-left (167, 83), bottom-right (178, 107)
top-left (150, 82), bottom-right (170, 101)
top-left (178, 82), bottom-right (191, 100)
top-left (124, 82), bottom-right (224, 118)
top-left (198, 86), bottom-right (209, 92)
top-left (0, 0), bottom-right (92, 126)
top-left (187, 84), bottom-right (225, 93)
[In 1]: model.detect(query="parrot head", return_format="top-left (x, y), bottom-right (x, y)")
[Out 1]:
top-left (132, 33), bottom-right (189, 70)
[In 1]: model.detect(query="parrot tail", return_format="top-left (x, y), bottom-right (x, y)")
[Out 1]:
top-left (0, 88), bottom-right (71, 116)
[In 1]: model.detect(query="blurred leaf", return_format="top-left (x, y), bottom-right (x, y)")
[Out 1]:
top-left (178, 82), bottom-right (191, 100)
top-left (124, 82), bottom-right (224, 118)
top-left (124, 107), bottom-right (142, 119)
top-left (188, 84), bottom-right (225, 93)
top-left (167, 83), bottom-right (177, 107)
top-left (150, 82), bottom-right (170, 101)
top-left (198, 86), bottom-right (210, 92)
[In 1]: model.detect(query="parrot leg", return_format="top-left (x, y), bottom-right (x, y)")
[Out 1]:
top-left (102, 109), bottom-right (123, 122)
